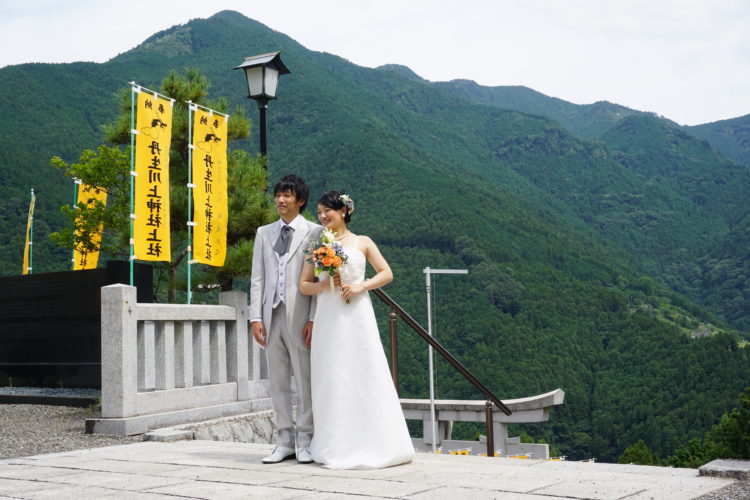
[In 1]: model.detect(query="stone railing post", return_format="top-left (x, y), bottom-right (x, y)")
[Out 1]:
top-left (220, 291), bottom-right (249, 399)
top-left (101, 284), bottom-right (138, 418)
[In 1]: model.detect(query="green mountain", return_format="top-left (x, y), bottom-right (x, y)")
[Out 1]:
top-left (394, 69), bottom-right (750, 329)
top-left (0, 10), bottom-right (748, 463)
top-left (597, 115), bottom-right (750, 321)
top-left (686, 114), bottom-right (750, 167)
top-left (423, 69), bottom-right (750, 172)
top-left (690, 211), bottom-right (750, 331)
top-left (427, 76), bottom-right (647, 139)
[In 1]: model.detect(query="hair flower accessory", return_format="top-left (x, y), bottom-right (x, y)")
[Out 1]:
top-left (340, 194), bottom-right (354, 214)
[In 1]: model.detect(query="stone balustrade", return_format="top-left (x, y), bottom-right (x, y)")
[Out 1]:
top-left (86, 284), bottom-right (270, 436)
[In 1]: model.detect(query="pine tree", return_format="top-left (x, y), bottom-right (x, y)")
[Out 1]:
top-left (618, 439), bottom-right (660, 465)
top-left (51, 68), bottom-right (275, 301)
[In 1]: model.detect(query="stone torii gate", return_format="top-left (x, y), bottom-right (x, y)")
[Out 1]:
top-left (400, 388), bottom-right (565, 458)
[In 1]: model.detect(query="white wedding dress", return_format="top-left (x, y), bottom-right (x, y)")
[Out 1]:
top-left (309, 243), bottom-right (415, 469)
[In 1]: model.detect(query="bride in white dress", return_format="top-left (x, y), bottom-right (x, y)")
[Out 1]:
top-left (299, 191), bottom-right (415, 469)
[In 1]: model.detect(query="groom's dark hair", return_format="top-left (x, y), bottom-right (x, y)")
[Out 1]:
top-left (274, 174), bottom-right (310, 211)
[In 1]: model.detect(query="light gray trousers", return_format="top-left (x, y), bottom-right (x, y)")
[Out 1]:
top-left (266, 303), bottom-right (314, 449)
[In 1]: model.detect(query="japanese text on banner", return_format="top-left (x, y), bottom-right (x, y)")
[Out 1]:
top-left (73, 184), bottom-right (107, 270)
top-left (134, 91), bottom-right (172, 262)
top-left (192, 108), bottom-right (228, 266)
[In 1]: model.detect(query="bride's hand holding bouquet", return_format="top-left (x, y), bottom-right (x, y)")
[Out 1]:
top-left (305, 228), bottom-right (349, 299)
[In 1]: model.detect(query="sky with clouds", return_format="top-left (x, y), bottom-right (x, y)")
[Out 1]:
top-left (1, 0), bottom-right (748, 126)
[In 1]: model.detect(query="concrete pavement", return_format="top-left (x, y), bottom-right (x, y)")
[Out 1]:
top-left (0, 440), bottom-right (735, 499)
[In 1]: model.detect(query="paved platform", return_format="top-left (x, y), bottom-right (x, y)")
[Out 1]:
top-left (0, 440), bottom-right (735, 499)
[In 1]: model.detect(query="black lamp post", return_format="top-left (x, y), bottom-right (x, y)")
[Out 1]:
top-left (234, 51), bottom-right (291, 160)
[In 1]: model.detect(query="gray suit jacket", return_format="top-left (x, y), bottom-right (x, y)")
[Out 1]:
top-left (249, 217), bottom-right (322, 341)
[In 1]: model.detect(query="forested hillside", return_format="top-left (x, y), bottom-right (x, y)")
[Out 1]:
top-left (686, 113), bottom-right (750, 167)
top-left (426, 75), bottom-right (646, 140)
top-left (412, 69), bottom-right (750, 332)
top-left (0, 10), bottom-right (748, 462)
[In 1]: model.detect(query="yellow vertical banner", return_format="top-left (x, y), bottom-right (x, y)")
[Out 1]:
top-left (22, 190), bottom-right (36, 275)
top-left (134, 91), bottom-right (173, 261)
top-left (73, 184), bottom-right (107, 270)
top-left (192, 108), bottom-right (228, 266)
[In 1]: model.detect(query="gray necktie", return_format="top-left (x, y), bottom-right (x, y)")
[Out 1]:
top-left (274, 225), bottom-right (293, 255)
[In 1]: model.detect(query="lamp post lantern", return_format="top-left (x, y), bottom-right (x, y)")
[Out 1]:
top-left (234, 51), bottom-right (290, 160)
top-left (424, 267), bottom-right (468, 453)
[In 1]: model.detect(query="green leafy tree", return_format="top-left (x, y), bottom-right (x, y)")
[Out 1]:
top-left (668, 388), bottom-right (750, 468)
top-left (618, 439), bottom-right (660, 465)
top-left (50, 145), bottom-right (131, 257)
top-left (668, 437), bottom-right (716, 469)
top-left (712, 387), bottom-right (750, 458)
top-left (51, 68), bottom-right (274, 301)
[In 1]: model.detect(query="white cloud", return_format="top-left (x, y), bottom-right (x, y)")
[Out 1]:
top-left (0, 0), bottom-right (748, 124)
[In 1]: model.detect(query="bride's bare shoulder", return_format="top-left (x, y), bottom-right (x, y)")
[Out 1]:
top-left (356, 234), bottom-right (377, 247)
top-left (355, 235), bottom-right (380, 255)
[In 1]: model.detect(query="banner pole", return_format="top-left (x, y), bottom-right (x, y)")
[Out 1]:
top-left (71, 178), bottom-right (80, 269)
top-left (129, 83), bottom-right (136, 286)
top-left (187, 101), bottom-right (194, 304)
top-left (29, 189), bottom-right (35, 275)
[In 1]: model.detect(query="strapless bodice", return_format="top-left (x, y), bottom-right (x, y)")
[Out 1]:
top-left (339, 246), bottom-right (366, 284)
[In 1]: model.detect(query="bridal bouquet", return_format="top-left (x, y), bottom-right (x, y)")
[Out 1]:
top-left (306, 228), bottom-right (349, 297)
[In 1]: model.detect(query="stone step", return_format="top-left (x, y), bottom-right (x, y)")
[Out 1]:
top-left (86, 397), bottom-right (273, 436)
top-left (144, 408), bottom-right (274, 443)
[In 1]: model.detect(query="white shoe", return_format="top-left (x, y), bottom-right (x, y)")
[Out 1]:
top-left (262, 446), bottom-right (296, 464)
top-left (297, 447), bottom-right (313, 464)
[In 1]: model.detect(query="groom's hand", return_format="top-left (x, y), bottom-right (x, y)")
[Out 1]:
top-left (251, 321), bottom-right (267, 347)
top-left (302, 321), bottom-right (313, 348)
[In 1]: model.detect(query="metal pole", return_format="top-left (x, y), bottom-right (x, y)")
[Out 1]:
top-left (187, 102), bottom-right (194, 304)
top-left (129, 83), bottom-right (136, 286)
top-left (389, 309), bottom-right (399, 393)
top-left (71, 178), bottom-right (79, 269)
top-left (423, 267), bottom-right (468, 453)
top-left (425, 267), bottom-right (437, 453)
top-left (28, 189), bottom-right (34, 275)
top-left (258, 99), bottom-right (268, 158)
top-left (485, 400), bottom-right (495, 457)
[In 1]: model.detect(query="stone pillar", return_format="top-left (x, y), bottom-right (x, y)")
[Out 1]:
top-left (101, 284), bottom-right (138, 418)
top-left (193, 320), bottom-right (211, 385)
top-left (155, 321), bottom-right (175, 390)
top-left (493, 422), bottom-right (509, 456)
top-left (422, 413), bottom-right (453, 446)
top-left (220, 291), bottom-right (249, 400)
top-left (137, 320), bottom-right (156, 391)
top-left (210, 321), bottom-right (227, 384)
top-left (174, 321), bottom-right (194, 388)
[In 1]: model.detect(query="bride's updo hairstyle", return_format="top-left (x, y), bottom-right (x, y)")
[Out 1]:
top-left (318, 190), bottom-right (355, 223)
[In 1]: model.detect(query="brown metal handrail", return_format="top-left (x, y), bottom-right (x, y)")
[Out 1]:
top-left (372, 287), bottom-right (511, 457)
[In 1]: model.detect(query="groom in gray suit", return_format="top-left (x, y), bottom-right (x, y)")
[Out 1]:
top-left (250, 174), bottom-right (321, 464)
